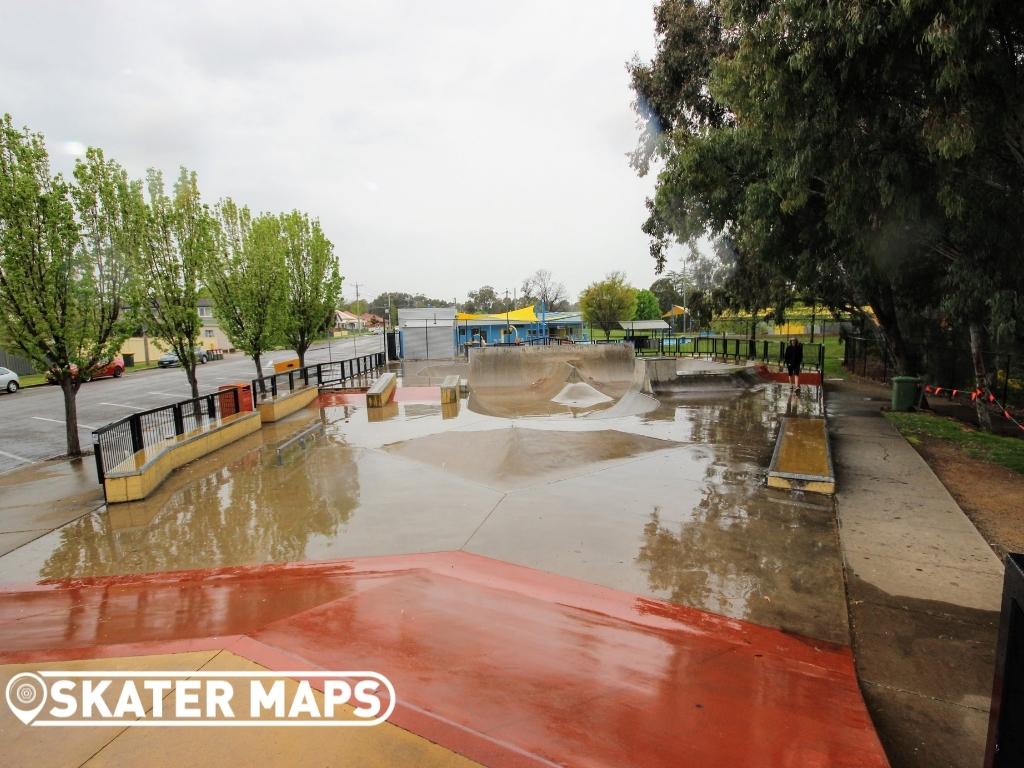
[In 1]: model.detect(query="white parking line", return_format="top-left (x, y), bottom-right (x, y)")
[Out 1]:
top-left (100, 402), bottom-right (144, 410)
top-left (148, 391), bottom-right (190, 398)
top-left (0, 447), bottom-right (31, 463)
top-left (31, 416), bottom-right (99, 430)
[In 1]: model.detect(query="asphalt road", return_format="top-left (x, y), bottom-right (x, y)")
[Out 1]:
top-left (0, 335), bottom-right (385, 475)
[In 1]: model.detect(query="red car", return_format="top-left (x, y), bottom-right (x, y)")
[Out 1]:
top-left (46, 356), bottom-right (125, 384)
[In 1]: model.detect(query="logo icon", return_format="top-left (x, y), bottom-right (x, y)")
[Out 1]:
top-left (6, 672), bottom-right (48, 725)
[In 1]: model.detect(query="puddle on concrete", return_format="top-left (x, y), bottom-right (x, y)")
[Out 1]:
top-left (0, 370), bottom-right (842, 643)
top-left (384, 427), bottom-right (681, 491)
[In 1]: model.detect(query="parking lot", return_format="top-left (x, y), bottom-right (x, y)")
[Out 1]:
top-left (0, 335), bottom-right (384, 475)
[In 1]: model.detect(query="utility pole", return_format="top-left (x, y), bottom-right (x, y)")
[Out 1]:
top-left (353, 283), bottom-right (362, 331)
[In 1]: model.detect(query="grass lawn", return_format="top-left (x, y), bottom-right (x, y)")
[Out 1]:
top-left (885, 411), bottom-right (1024, 475)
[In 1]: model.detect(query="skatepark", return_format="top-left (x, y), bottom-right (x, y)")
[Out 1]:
top-left (0, 343), bottom-right (907, 766)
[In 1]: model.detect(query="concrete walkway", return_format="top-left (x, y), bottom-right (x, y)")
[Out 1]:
top-left (827, 379), bottom-right (1003, 768)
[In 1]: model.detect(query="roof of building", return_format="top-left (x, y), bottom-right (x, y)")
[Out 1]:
top-left (398, 307), bottom-right (456, 326)
top-left (618, 319), bottom-right (670, 331)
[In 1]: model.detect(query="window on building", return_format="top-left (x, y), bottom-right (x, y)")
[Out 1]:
top-left (203, 329), bottom-right (215, 338)
top-left (198, 306), bottom-right (213, 317)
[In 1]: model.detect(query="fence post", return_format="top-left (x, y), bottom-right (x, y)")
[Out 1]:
top-left (208, 394), bottom-right (217, 421)
top-left (233, 387), bottom-right (240, 414)
top-left (129, 413), bottom-right (144, 453)
top-left (288, 370), bottom-right (294, 391)
top-left (271, 375), bottom-right (278, 398)
top-left (93, 433), bottom-right (105, 483)
top-left (172, 403), bottom-right (185, 436)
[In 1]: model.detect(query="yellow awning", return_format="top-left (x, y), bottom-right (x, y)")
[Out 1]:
top-left (456, 304), bottom-right (539, 322)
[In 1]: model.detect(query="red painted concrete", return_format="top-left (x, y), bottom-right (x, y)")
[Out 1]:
top-left (756, 364), bottom-right (823, 386)
top-left (319, 386), bottom-right (442, 408)
top-left (0, 552), bottom-right (887, 767)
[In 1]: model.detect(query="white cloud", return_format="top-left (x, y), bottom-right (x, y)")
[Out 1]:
top-left (0, 1), bottom-right (671, 303)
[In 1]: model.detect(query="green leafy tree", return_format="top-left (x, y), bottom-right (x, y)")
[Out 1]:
top-left (629, 0), bottom-right (1024, 431)
top-left (207, 201), bottom-right (287, 392)
top-left (281, 211), bottom-right (342, 367)
top-left (580, 272), bottom-right (637, 341)
top-left (135, 168), bottom-right (215, 399)
top-left (0, 116), bottom-right (139, 455)
top-left (633, 289), bottom-right (661, 321)
top-left (649, 277), bottom-right (683, 314)
top-left (463, 286), bottom-right (504, 314)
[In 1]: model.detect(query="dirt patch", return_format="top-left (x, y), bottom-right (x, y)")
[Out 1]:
top-left (911, 435), bottom-right (1024, 559)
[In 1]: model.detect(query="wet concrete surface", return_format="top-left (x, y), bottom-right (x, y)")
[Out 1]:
top-left (0, 457), bottom-right (103, 556)
top-left (0, 552), bottom-right (888, 768)
top-left (828, 378), bottom-right (1002, 767)
top-left (0, 374), bottom-right (848, 648)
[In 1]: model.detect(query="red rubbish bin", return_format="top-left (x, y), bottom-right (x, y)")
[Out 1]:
top-left (218, 383), bottom-right (253, 416)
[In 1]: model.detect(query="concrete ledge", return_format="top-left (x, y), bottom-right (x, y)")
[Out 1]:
top-left (257, 386), bottom-right (318, 423)
top-left (367, 372), bottom-right (397, 408)
top-left (104, 411), bottom-right (262, 503)
top-left (767, 417), bottom-right (835, 495)
top-left (440, 375), bottom-right (460, 404)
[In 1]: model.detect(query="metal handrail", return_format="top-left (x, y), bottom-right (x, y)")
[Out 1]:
top-left (93, 386), bottom-right (241, 484)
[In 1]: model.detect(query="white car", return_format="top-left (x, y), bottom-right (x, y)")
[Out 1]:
top-left (0, 366), bottom-right (20, 394)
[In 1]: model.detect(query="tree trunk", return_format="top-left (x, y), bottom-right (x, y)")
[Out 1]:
top-left (969, 323), bottom-right (994, 432)
top-left (254, 354), bottom-right (266, 396)
top-left (296, 338), bottom-right (307, 369)
top-left (61, 376), bottom-right (82, 457)
top-left (185, 360), bottom-right (199, 399)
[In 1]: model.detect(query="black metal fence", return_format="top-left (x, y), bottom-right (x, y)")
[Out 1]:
top-left (687, 335), bottom-right (826, 371)
top-left (843, 336), bottom-right (896, 382)
top-left (93, 388), bottom-right (240, 483)
top-left (250, 352), bottom-right (386, 400)
top-left (985, 554), bottom-right (1024, 767)
top-left (843, 335), bottom-right (1021, 407)
top-left (93, 351), bottom-right (387, 484)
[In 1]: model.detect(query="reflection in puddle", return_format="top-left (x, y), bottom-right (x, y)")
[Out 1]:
top-left (1, 379), bottom-right (842, 642)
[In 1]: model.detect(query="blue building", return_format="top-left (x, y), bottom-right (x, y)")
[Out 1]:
top-left (454, 306), bottom-right (586, 347)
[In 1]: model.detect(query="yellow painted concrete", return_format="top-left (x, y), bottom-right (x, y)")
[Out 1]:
top-left (440, 375), bottom-right (460, 405)
top-left (1, 651), bottom-right (478, 768)
top-left (773, 418), bottom-right (830, 476)
top-left (273, 357), bottom-right (301, 373)
top-left (366, 372), bottom-right (397, 408)
top-left (104, 412), bottom-right (262, 503)
top-left (256, 386), bottom-right (319, 423)
top-left (767, 417), bottom-right (835, 496)
top-left (0, 651), bottom-right (220, 768)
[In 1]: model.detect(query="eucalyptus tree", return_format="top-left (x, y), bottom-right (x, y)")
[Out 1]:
top-left (280, 211), bottom-right (342, 368)
top-left (0, 115), bottom-right (140, 456)
top-left (207, 200), bottom-right (287, 391)
top-left (135, 168), bottom-right (215, 399)
top-left (630, 0), bottom-right (1024, 430)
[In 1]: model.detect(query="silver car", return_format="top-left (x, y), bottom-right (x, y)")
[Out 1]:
top-left (0, 366), bottom-right (20, 394)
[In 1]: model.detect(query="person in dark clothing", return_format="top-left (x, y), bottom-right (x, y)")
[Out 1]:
top-left (784, 338), bottom-right (804, 392)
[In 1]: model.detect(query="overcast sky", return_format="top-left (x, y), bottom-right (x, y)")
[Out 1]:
top-left (2, 1), bottom-right (677, 306)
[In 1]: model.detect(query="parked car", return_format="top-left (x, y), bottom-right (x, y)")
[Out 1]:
top-left (45, 355), bottom-right (125, 384)
top-left (157, 348), bottom-right (209, 368)
top-left (0, 366), bottom-right (20, 393)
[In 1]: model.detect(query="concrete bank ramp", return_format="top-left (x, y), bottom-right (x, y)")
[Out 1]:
top-left (468, 345), bottom-right (639, 418)
top-left (635, 356), bottom-right (761, 395)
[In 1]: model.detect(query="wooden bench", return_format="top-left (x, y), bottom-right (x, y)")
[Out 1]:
top-left (366, 372), bottom-right (397, 408)
top-left (441, 375), bottom-right (460, 404)
top-left (767, 417), bottom-right (835, 495)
